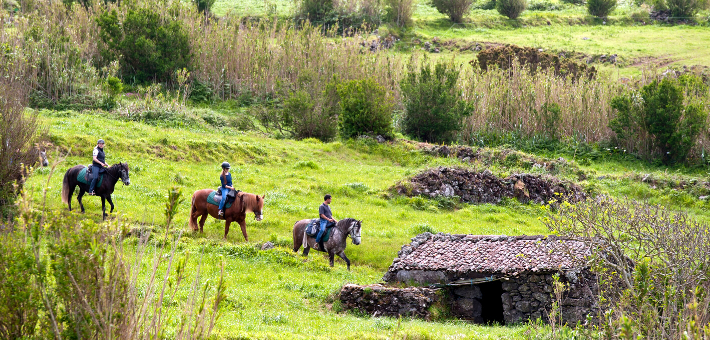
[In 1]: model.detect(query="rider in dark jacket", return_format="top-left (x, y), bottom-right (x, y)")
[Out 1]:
top-left (89, 139), bottom-right (108, 195)
top-left (218, 162), bottom-right (234, 216)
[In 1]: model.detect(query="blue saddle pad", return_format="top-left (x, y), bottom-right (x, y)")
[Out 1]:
top-left (207, 190), bottom-right (233, 209)
top-left (77, 167), bottom-right (103, 187)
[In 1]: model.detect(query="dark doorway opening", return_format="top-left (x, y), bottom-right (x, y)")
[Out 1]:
top-left (478, 281), bottom-right (505, 324)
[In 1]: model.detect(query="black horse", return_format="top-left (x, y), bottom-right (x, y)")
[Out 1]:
top-left (61, 163), bottom-right (130, 219)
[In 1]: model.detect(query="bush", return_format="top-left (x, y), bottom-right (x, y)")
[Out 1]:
top-left (587, 0), bottom-right (617, 17)
top-left (385, 0), bottom-right (415, 26)
top-left (336, 78), bottom-right (394, 140)
top-left (667, 0), bottom-right (701, 18)
top-left (296, 0), bottom-right (334, 23)
top-left (400, 60), bottom-right (473, 143)
top-left (97, 8), bottom-right (191, 84)
top-left (609, 77), bottom-right (706, 165)
top-left (193, 0), bottom-right (216, 14)
top-left (431, 0), bottom-right (475, 23)
top-left (545, 197), bottom-right (710, 339)
top-left (496, 0), bottom-right (526, 19)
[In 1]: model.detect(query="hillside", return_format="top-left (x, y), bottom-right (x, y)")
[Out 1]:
top-left (21, 108), bottom-right (710, 339)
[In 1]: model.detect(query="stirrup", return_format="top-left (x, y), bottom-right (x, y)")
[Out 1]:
top-left (218, 210), bottom-right (224, 216)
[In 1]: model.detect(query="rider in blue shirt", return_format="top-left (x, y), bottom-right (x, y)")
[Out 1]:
top-left (218, 162), bottom-right (234, 216)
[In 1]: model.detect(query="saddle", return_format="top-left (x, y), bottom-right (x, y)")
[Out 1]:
top-left (213, 189), bottom-right (240, 207)
top-left (305, 219), bottom-right (335, 237)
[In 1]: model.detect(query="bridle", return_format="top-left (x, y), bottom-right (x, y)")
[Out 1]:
top-left (103, 164), bottom-right (130, 185)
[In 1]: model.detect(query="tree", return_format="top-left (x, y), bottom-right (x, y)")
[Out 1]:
top-left (496, 0), bottom-right (526, 19)
top-left (587, 0), bottom-right (616, 17)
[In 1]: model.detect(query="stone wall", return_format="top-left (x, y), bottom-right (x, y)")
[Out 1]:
top-left (339, 284), bottom-right (442, 319)
top-left (501, 272), bottom-right (597, 325)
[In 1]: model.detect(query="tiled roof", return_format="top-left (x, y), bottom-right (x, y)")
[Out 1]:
top-left (385, 233), bottom-right (591, 280)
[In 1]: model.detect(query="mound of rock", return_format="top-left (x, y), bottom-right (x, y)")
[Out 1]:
top-left (394, 167), bottom-right (586, 204)
top-left (339, 284), bottom-right (441, 319)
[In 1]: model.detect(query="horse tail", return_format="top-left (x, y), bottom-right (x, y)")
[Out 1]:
top-left (61, 168), bottom-right (71, 204)
top-left (292, 221), bottom-right (302, 253)
top-left (188, 192), bottom-right (198, 231)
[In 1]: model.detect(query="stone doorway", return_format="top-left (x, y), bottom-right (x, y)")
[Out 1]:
top-left (478, 281), bottom-right (505, 324)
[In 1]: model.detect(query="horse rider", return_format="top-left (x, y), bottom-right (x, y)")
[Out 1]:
top-left (218, 161), bottom-right (235, 217)
top-left (314, 194), bottom-right (337, 250)
top-left (89, 139), bottom-right (109, 195)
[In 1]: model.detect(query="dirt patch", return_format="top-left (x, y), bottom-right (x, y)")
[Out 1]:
top-left (393, 167), bottom-right (586, 205)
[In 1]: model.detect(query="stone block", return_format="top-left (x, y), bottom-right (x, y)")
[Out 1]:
top-left (453, 286), bottom-right (482, 299)
top-left (516, 300), bottom-right (531, 313)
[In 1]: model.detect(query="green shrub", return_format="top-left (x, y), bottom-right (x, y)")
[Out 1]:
top-left (97, 8), bottom-right (191, 84)
top-left (385, 0), bottom-right (415, 26)
top-left (666, 0), bottom-right (701, 18)
top-left (336, 78), bottom-right (394, 140)
top-left (0, 232), bottom-right (42, 339)
top-left (400, 60), bottom-right (473, 144)
top-left (431, 0), bottom-right (475, 23)
top-left (282, 88), bottom-right (339, 141)
top-left (587, 0), bottom-right (616, 17)
top-left (296, 0), bottom-right (334, 23)
top-left (610, 77), bottom-right (707, 165)
top-left (496, 0), bottom-right (526, 19)
top-left (193, 0), bottom-right (216, 14)
top-left (189, 80), bottom-right (214, 104)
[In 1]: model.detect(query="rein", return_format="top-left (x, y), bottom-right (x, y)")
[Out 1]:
top-left (101, 164), bottom-right (124, 182)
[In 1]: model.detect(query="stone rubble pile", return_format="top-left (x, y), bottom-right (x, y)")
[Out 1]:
top-left (339, 284), bottom-right (441, 319)
top-left (394, 167), bottom-right (586, 204)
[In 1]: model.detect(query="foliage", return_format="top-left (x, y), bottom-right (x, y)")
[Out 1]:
top-left (476, 44), bottom-right (597, 80)
top-left (545, 196), bottom-right (710, 339)
top-left (294, 0), bottom-right (382, 30)
top-left (587, 0), bottom-right (616, 17)
top-left (0, 33), bottom-right (43, 210)
top-left (336, 78), bottom-right (395, 140)
top-left (0, 231), bottom-right (42, 339)
top-left (165, 186), bottom-right (185, 227)
top-left (400, 59), bottom-right (473, 144)
top-left (385, 0), bottom-right (415, 26)
top-left (430, 0), bottom-right (475, 23)
top-left (666, 0), bottom-right (703, 18)
top-left (609, 77), bottom-right (706, 165)
top-left (97, 8), bottom-right (191, 84)
top-left (496, 0), bottom-right (527, 19)
top-left (193, 0), bottom-right (216, 14)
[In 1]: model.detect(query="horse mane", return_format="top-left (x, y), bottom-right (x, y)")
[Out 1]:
top-left (336, 218), bottom-right (358, 231)
top-left (240, 192), bottom-right (263, 210)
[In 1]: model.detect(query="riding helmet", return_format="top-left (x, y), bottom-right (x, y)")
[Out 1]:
top-left (221, 161), bottom-right (230, 169)
top-left (97, 139), bottom-right (105, 144)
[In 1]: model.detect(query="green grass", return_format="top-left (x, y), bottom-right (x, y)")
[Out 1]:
top-left (24, 109), bottom-right (548, 338)
top-left (24, 107), bottom-right (710, 338)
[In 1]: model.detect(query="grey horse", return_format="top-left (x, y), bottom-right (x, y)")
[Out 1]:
top-left (292, 218), bottom-right (362, 270)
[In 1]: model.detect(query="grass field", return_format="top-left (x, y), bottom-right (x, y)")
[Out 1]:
top-left (209, 0), bottom-right (710, 78)
top-left (22, 105), bottom-right (710, 338)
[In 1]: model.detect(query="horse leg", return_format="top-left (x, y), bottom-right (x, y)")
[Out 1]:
top-left (329, 252), bottom-right (335, 267)
top-left (67, 186), bottom-right (75, 211)
top-left (302, 243), bottom-right (310, 257)
top-left (77, 189), bottom-right (86, 213)
top-left (101, 196), bottom-right (107, 220)
top-left (198, 214), bottom-right (207, 233)
top-left (337, 251), bottom-right (351, 271)
top-left (106, 195), bottom-right (115, 214)
top-left (238, 220), bottom-right (248, 242)
top-left (224, 219), bottom-right (231, 239)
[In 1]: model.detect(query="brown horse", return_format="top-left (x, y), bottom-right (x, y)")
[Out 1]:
top-left (188, 189), bottom-right (264, 241)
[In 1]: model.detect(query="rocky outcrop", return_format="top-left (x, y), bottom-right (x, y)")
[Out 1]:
top-left (393, 167), bottom-right (586, 205)
top-left (339, 284), bottom-right (442, 319)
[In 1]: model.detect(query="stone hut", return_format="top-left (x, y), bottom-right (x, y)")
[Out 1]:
top-left (381, 233), bottom-right (598, 325)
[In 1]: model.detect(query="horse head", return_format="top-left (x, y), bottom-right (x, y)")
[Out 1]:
top-left (348, 219), bottom-right (362, 245)
top-left (250, 194), bottom-right (265, 221)
top-left (118, 162), bottom-right (130, 186)
top-left (39, 149), bottom-right (48, 167)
